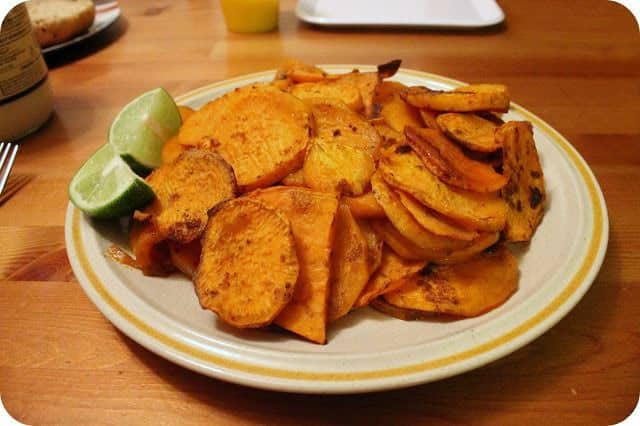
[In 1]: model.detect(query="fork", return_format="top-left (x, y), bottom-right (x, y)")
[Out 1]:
top-left (0, 142), bottom-right (19, 200)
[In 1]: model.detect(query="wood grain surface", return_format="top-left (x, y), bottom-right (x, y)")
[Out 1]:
top-left (1, 0), bottom-right (639, 424)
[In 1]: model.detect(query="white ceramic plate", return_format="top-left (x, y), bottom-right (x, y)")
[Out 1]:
top-left (42, 1), bottom-right (120, 55)
top-left (296, 0), bottom-right (504, 28)
top-left (65, 66), bottom-right (608, 394)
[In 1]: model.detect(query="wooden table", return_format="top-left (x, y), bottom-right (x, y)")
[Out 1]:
top-left (1, 0), bottom-right (639, 424)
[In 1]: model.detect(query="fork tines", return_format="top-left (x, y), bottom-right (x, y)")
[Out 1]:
top-left (0, 142), bottom-right (19, 198)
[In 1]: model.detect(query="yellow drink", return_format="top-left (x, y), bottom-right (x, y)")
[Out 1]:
top-left (220, 0), bottom-right (279, 33)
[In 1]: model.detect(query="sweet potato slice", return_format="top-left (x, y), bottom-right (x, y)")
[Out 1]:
top-left (310, 99), bottom-right (380, 155)
top-left (303, 139), bottom-right (375, 196)
top-left (353, 247), bottom-right (426, 309)
top-left (436, 112), bottom-right (500, 152)
top-left (403, 84), bottom-right (510, 113)
top-left (378, 147), bottom-right (507, 232)
top-left (281, 169), bottom-right (306, 187)
top-left (335, 70), bottom-right (380, 117)
top-left (275, 58), bottom-right (327, 83)
top-left (328, 203), bottom-right (371, 321)
top-left (249, 187), bottom-right (339, 344)
top-left (129, 220), bottom-right (174, 276)
top-left (370, 297), bottom-right (430, 321)
top-left (371, 172), bottom-right (470, 254)
top-left (161, 135), bottom-right (189, 164)
top-left (145, 150), bottom-right (237, 243)
top-left (419, 109), bottom-right (440, 130)
top-left (178, 84), bottom-right (312, 191)
top-left (168, 239), bottom-right (201, 278)
top-left (497, 121), bottom-right (546, 242)
top-left (395, 190), bottom-right (479, 241)
top-left (405, 127), bottom-right (508, 192)
top-left (292, 80), bottom-right (364, 111)
top-left (357, 219), bottom-right (383, 274)
top-left (372, 81), bottom-right (423, 133)
top-left (370, 219), bottom-right (450, 261)
top-left (433, 231), bottom-right (500, 265)
top-left (195, 198), bottom-right (299, 328)
top-left (384, 245), bottom-right (518, 317)
top-left (344, 192), bottom-right (386, 219)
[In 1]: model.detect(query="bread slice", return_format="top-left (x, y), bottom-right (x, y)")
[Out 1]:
top-left (27, 0), bottom-right (96, 48)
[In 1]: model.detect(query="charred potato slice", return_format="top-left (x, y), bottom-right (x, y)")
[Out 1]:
top-left (436, 112), bottom-right (500, 153)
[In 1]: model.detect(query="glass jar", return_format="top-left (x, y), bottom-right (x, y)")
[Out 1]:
top-left (0, 3), bottom-right (53, 141)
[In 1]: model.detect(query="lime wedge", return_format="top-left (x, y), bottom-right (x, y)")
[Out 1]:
top-left (109, 87), bottom-right (181, 175)
top-left (69, 144), bottom-right (155, 219)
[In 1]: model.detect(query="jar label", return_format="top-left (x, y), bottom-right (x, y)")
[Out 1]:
top-left (0, 4), bottom-right (48, 103)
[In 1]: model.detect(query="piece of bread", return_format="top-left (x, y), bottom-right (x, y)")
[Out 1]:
top-left (26, 0), bottom-right (96, 48)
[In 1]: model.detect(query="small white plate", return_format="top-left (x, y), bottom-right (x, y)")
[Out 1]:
top-left (65, 66), bottom-right (608, 394)
top-left (42, 1), bottom-right (120, 55)
top-left (296, 0), bottom-right (505, 28)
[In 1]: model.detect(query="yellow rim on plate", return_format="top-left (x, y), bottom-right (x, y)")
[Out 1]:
top-left (67, 67), bottom-right (608, 390)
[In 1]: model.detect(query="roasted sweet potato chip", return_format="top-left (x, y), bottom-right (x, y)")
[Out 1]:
top-left (405, 127), bottom-right (508, 192)
top-left (403, 84), bottom-right (510, 113)
top-left (371, 219), bottom-right (457, 261)
top-left (436, 112), bottom-right (500, 152)
top-left (195, 198), bottom-right (299, 328)
top-left (303, 138), bottom-right (375, 196)
top-left (378, 147), bottom-right (507, 232)
top-left (357, 219), bottom-right (383, 274)
top-left (433, 232), bottom-right (500, 265)
top-left (371, 172), bottom-right (470, 254)
top-left (145, 150), bottom-right (237, 243)
top-left (328, 203), bottom-right (371, 321)
top-left (281, 168), bottom-right (306, 187)
top-left (370, 297), bottom-right (430, 321)
top-left (419, 109), bottom-right (440, 130)
top-left (161, 135), bottom-right (188, 164)
top-left (292, 80), bottom-right (364, 111)
top-left (497, 121), bottom-right (546, 242)
top-left (310, 98), bottom-right (380, 155)
top-left (178, 84), bottom-right (312, 191)
top-left (275, 58), bottom-right (327, 83)
top-left (168, 239), bottom-right (201, 278)
top-left (372, 81), bottom-right (423, 133)
top-left (335, 70), bottom-right (380, 117)
top-left (344, 192), bottom-right (385, 219)
top-left (353, 247), bottom-right (426, 308)
top-left (249, 187), bottom-right (339, 344)
top-left (395, 190), bottom-right (479, 241)
top-left (384, 245), bottom-right (518, 317)
top-left (129, 220), bottom-right (174, 276)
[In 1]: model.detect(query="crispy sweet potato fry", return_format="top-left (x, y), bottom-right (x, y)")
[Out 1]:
top-left (405, 127), bottom-right (508, 192)
top-left (371, 219), bottom-right (453, 261)
top-left (303, 139), bottom-right (375, 196)
top-left (497, 121), bottom-right (546, 242)
top-left (395, 190), bottom-right (479, 241)
top-left (145, 150), bottom-right (237, 243)
top-left (436, 112), bottom-right (500, 152)
top-left (195, 198), bottom-right (299, 328)
top-left (403, 84), bottom-right (510, 113)
top-left (371, 172), bottom-right (470, 254)
top-left (178, 84), bottom-right (312, 191)
top-left (353, 247), bottom-right (426, 308)
top-left (168, 239), bottom-right (201, 278)
top-left (310, 99), bottom-right (381, 155)
top-left (328, 203), bottom-right (371, 321)
top-left (357, 219), bottom-right (384, 275)
top-left (292, 80), bottom-right (364, 111)
top-left (378, 147), bottom-right (507, 232)
top-left (249, 187), bottom-right (339, 344)
top-left (384, 245), bottom-right (518, 317)
top-left (344, 192), bottom-right (386, 219)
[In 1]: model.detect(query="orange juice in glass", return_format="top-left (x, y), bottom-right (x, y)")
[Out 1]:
top-left (220, 0), bottom-right (279, 32)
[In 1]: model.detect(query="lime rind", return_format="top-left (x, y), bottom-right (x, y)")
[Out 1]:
top-left (108, 87), bottom-right (181, 173)
top-left (69, 144), bottom-right (155, 219)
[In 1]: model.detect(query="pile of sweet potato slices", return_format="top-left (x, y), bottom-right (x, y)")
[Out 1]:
top-left (126, 59), bottom-right (546, 344)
